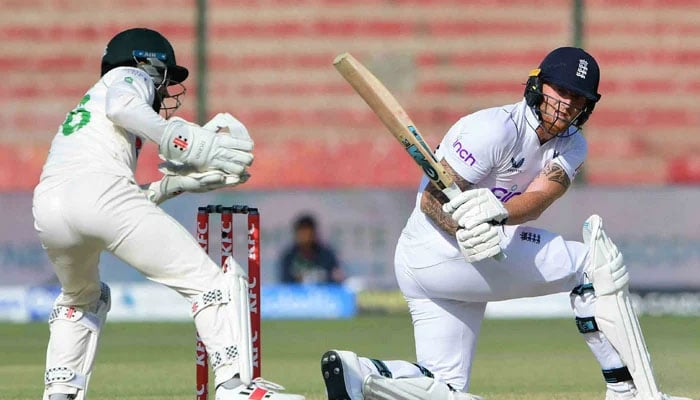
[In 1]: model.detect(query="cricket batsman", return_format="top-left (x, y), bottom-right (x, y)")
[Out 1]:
top-left (32, 27), bottom-right (303, 400)
top-left (320, 47), bottom-right (691, 400)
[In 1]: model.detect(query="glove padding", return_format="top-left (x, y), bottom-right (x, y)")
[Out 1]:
top-left (455, 222), bottom-right (503, 263)
top-left (158, 116), bottom-right (254, 174)
top-left (158, 164), bottom-right (250, 191)
top-left (145, 169), bottom-right (249, 205)
top-left (159, 112), bottom-right (252, 184)
top-left (442, 188), bottom-right (509, 229)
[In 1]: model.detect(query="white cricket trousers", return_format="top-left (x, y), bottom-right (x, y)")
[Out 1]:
top-left (394, 224), bottom-right (588, 391)
top-left (32, 174), bottom-right (221, 303)
top-left (32, 173), bottom-right (240, 383)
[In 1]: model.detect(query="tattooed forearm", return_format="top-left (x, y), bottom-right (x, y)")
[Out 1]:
top-left (541, 163), bottom-right (571, 188)
top-left (420, 159), bottom-right (474, 235)
top-left (422, 185), bottom-right (459, 235)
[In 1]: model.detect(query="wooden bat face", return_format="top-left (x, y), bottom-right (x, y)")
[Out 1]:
top-left (333, 52), bottom-right (459, 197)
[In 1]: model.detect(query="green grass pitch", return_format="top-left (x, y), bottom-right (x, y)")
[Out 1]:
top-left (1, 315), bottom-right (698, 400)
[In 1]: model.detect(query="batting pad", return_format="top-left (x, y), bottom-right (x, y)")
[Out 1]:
top-left (584, 215), bottom-right (661, 399)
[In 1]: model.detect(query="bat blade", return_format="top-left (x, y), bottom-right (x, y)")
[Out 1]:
top-left (333, 52), bottom-right (461, 199)
top-left (333, 52), bottom-right (505, 261)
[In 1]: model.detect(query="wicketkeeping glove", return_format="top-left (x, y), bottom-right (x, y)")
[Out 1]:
top-left (442, 188), bottom-right (509, 229)
top-left (158, 116), bottom-right (254, 174)
top-left (145, 168), bottom-right (250, 205)
top-left (454, 222), bottom-right (503, 263)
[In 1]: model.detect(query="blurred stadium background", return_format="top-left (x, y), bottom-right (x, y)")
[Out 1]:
top-left (0, 0), bottom-right (699, 398)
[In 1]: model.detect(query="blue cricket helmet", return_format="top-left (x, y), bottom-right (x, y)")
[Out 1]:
top-left (525, 47), bottom-right (602, 127)
top-left (538, 46), bottom-right (601, 102)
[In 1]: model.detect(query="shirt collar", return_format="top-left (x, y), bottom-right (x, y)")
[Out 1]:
top-left (520, 98), bottom-right (541, 132)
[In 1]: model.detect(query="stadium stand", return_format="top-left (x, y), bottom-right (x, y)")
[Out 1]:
top-left (1, 0), bottom-right (699, 190)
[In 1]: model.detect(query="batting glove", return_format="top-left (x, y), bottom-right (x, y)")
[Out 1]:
top-left (455, 222), bottom-right (503, 263)
top-left (443, 188), bottom-right (509, 229)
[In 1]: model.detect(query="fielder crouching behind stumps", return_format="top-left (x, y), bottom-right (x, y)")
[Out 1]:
top-left (32, 27), bottom-right (303, 400)
top-left (320, 48), bottom-right (690, 400)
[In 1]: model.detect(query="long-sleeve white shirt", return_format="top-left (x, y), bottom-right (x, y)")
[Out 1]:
top-left (402, 99), bottom-right (588, 251)
top-left (40, 67), bottom-right (168, 181)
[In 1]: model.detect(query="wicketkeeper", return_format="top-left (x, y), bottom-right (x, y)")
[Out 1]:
top-left (32, 27), bottom-right (303, 400)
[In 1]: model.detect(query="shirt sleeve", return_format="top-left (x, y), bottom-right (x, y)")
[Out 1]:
top-left (553, 133), bottom-right (588, 181)
top-left (436, 111), bottom-right (509, 185)
top-left (104, 67), bottom-right (170, 144)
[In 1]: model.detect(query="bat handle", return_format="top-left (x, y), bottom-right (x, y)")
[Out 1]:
top-left (442, 183), bottom-right (462, 200)
top-left (493, 251), bottom-right (506, 261)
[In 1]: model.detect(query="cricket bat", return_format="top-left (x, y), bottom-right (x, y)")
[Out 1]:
top-left (333, 52), bottom-right (462, 200)
top-left (333, 52), bottom-right (505, 261)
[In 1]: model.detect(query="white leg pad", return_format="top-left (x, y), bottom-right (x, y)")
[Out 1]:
top-left (363, 376), bottom-right (483, 400)
top-left (43, 282), bottom-right (111, 400)
top-left (583, 215), bottom-right (661, 400)
top-left (191, 257), bottom-right (253, 386)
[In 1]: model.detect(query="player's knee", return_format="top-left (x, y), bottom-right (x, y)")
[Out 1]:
top-left (49, 282), bottom-right (111, 331)
top-left (58, 280), bottom-right (106, 309)
top-left (570, 283), bottom-right (597, 334)
top-left (190, 286), bottom-right (230, 317)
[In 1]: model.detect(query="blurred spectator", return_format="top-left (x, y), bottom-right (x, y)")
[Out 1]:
top-left (278, 213), bottom-right (345, 284)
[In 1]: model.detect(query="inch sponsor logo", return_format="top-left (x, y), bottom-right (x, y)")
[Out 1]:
top-left (452, 139), bottom-right (476, 166)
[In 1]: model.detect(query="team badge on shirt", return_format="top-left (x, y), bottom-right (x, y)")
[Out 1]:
top-left (508, 156), bottom-right (525, 172)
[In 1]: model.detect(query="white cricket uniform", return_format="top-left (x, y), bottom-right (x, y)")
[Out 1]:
top-left (32, 67), bottom-right (244, 392)
top-left (394, 99), bottom-right (589, 390)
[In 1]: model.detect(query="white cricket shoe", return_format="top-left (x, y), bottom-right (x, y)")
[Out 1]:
top-left (605, 388), bottom-right (692, 400)
top-left (215, 378), bottom-right (305, 400)
top-left (320, 350), bottom-right (365, 400)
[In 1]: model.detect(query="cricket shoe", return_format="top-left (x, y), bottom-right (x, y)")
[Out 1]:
top-left (321, 350), bottom-right (365, 400)
top-left (605, 388), bottom-right (692, 400)
top-left (215, 378), bottom-right (305, 400)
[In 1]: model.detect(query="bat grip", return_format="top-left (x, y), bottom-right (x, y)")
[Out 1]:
top-left (444, 184), bottom-right (506, 262)
top-left (441, 183), bottom-right (462, 200)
